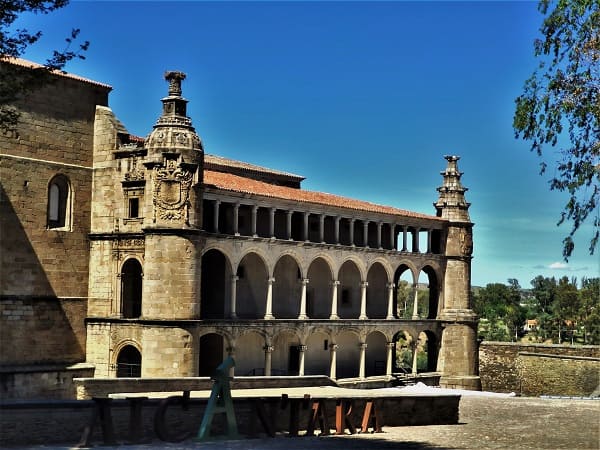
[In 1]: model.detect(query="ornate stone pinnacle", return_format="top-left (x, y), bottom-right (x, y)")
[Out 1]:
top-left (165, 71), bottom-right (186, 96)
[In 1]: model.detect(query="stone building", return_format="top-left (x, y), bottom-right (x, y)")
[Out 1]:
top-left (0, 59), bottom-right (480, 397)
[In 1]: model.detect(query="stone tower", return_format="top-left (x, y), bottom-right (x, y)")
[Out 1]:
top-left (140, 72), bottom-right (204, 375)
top-left (435, 155), bottom-right (481, 390)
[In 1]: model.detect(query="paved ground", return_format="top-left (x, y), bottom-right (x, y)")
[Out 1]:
top-left (20, 395), bottom-right (600, 449)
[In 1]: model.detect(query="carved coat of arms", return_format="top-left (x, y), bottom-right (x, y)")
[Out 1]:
top-left (153, 159), bottom-right (193, 222)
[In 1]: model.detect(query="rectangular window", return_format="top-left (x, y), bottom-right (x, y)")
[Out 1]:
top-left (129, 198), bottom-right (139, 218)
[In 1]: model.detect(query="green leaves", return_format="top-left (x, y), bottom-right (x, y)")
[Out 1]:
top-left (0, 1), bottom-right (89, 132)
top-left (514, 0), bottom-right (599, 259)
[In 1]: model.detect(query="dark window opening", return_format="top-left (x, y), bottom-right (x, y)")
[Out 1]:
top-left (116, 345), bottom-right (142, 377)
top-left (129, 198), bottom-right (139, 218)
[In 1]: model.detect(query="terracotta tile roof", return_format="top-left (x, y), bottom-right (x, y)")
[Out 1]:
top-left (205, 154), bottom-right (304, 181)
top-left (204, 170), bottom-right (443, 221)
top-left (1, 57), bottom-right (112, 90)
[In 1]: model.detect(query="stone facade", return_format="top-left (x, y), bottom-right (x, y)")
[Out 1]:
top-left (1, 58), bottom-right (481, 398)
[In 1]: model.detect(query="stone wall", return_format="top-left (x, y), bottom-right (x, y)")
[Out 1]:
top-left (0, 297), bottom-right (87, 365)
top-left (0, 363), bottom-right (94, 401)
top-left (0, 64), bottom-right (111, 373)
top-left (479, 342), bottom-right (600, 396)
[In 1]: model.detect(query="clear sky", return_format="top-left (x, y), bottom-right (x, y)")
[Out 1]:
top-left (14, 0), bottom-right (599, 287)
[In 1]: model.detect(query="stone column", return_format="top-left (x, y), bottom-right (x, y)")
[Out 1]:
top-left (427, 229), bottom-right (432, 253)
top-left (402, 226), bottom-right (408, 251)
top-left (319, 214), bottom-right (325, 243)
top-left (334, 216), bottom-right (340, 244)
top-left (286, 210), bottom-right (293, 240)
top-left (251, 205), bottom-right (258, 237)
top-left (213, 200), bottom-right (220, 233)
top-left (233, 202), bottom-right (240, 236)
top-left (264, 345), bottom-right (274, 376)
top-left (269, 207), bottom-right (276, 238)
top-left (412, 283), bottom-right (420, 319)
top-left (303, 212), bottom-right (310, 242)
top-left (411, 341), bottom-right (418, 375)
top-left (386, 282), bottom-right (395, 319)
top-left (230, 275), bottom-right (238, 319)
top-left (359, 342), bottom-right (367, 379)
top-left (390, 224), bottom-right (396, 251)
top-left (330, 280), bottom-right (340, 319)
top-left (298, 278), bottom-right (309, 319)
top-left (349, 219), bottom-right (355, 246)
top-left (264, 277), bottom-right (275, 320)
top-left (386, 342), bottom-right (394, 376)
top-left (298, 345), bottom-right (307, 376)
top-left (359, 281), bottom-right (368, 320)
top-left (227, 346), bottom-right (236, 377)
top-left (377, 222), bottom-right (383, 249)
top-left (329, 343), bottom-right (338, 379)
top-left (412, 228), bottom-right (420, 253)
top-left (363, 220), bottom-right (369, 248)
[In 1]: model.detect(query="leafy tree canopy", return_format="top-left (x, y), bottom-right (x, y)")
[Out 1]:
top-left (513, 0), bottom-right (599, 260)
top-left (0, 0), bottom-right (89, 132)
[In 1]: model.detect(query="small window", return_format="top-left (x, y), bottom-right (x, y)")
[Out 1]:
top-left (129, 198), bottom-right (139, 218)
top-left (47, 175), bottom-right (70, 229)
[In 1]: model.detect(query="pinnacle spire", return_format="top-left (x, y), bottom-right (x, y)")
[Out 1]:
top-left (434, 155), bottom-right (471, 222)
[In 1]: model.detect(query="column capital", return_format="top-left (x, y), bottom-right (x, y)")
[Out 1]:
top-left (387, 282), bottom-right (395, 289)
top-left (263, 345), bottom-right (274, 353)
top-left (360, 281), bottom-right (369, 288)
top-left (268, 277), bottom-right (276, 284)
top-left (359, 342), bottom-right (368, 350)
top-left (298, 345), bottom-right (307, 352)
top-left (386, 342), bottom-right (395, 349)
top-left (226, 346), bottom-right (236, 355)
top-left (332, 280), bottom-right (340, 286)
top-left (231, 275), bottom-right (239, 282)
top-left (252, 204), bottom-right (258, 211)
top-left (329, 343), bottom-right (339, 351)
top-left (301, 278), bottom-right (310, 286)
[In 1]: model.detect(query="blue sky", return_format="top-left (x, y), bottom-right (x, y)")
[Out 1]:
top-left (14, 1), bottom-right (599, 287)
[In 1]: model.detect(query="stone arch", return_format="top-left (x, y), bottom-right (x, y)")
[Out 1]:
top-left (365, 330), bottom-right (387, 377)
top-left (236, 252), bottom-right (268, 319)
top-left (47, 173), bottom-right (71, 230)
top-left (198, 332), bottom-right (227, 376)
top-left (307, 256), bottom-right (334, 319)
top-left (273, 254), bottom-right (302, 319)
top-left (305, 331), bottom-right (331, 376)
top-left (392, 330), bottom-right (412, 374)
top-left (115, 343), bottom-right (142, 378)
top-left (393, 263), bottom-right (415, 319)
top-left (417, 265), bottom-right (440, 320)
top-left (336, 330), bottom-right (360, 379)
top-left (235, 330), bottom-right (266, 376)
top-left (272, 330), bottom-right (301, 376)
top-left (201, 248), bottom-right (232, 319)
top-left (337, 259), bottom-right (362, 319)
top-left (366, 262), bottom-right (388, 319)
top-left (236, 247), bottom-right (272, 275)
top-left (120, 258), bottom-right (143, 319)
top-left (420, 329), bottom-right (440, 372)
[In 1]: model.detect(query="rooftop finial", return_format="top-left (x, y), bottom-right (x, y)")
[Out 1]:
top-left (165, 71), bottom-right (186, 97)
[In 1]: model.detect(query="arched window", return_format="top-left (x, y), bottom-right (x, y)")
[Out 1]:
top-left (47, 175), bottom-right (71, 229)
top-left (121, 259), bottom-right (143, 318)
top-left (116, 345), bottom-right (142, 377)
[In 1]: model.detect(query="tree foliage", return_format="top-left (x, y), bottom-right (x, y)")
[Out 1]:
top-left (513, 0), bottom-right (599, 259)
top-left (0, 0), bottom-right (89, 132)
top-left (475, 275), bottom-right (599, 345)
